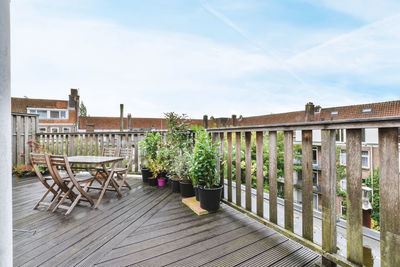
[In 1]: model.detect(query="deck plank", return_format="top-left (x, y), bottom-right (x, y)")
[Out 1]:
top-left (12, 176), bottom-right (319, 267)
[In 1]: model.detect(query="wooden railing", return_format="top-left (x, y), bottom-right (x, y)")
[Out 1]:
top-left (36, 131), bottom-right (166, 173)
top-left (207, 116), bottom-right (400, 267)
top-left (12, 113), bottom-right (39, 165)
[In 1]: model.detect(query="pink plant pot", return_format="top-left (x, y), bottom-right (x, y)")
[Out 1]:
top-left (158, 178), bottom-right (166, 187)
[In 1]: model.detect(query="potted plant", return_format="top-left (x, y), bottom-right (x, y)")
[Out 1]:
top-left (164, 112), bottom-right (193, 193)
top-left (156, 145), bottom-right (173, 187)
top-left (172, 149), bottom-right (194, 198)
top-left (190, 127), bottom-right (221, 211)
top-left (140, 132), bottom-right (161, 185)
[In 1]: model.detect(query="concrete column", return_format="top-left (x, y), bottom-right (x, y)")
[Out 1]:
top-left (0, 0), bottom-right (12, 266)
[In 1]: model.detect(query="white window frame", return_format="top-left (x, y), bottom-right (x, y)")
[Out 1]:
top-left (50, 127), bottom-right (59, 133)
top-left (362, 150), bottom-right (369, 169)
top-left (63, 127), bottom-right (71, 133)
top-left (313, 194), bottom-right (318, 211)
top-left (27, 108), bottom-right (69, 120)
top-left (336, 129), bottom-right (345, 143)
top-left (312, 147), bottom-right (318, 165)
top-left (39, 127), bottom-right (47, 133)
top-left (340, 200), bottom-right (346, 215)
top-left (340, 179), bottom-right (346, 191)
top-left (340, 149), bottom-right (346, 166)
top-left (312, 171), bottom-right (318, 186)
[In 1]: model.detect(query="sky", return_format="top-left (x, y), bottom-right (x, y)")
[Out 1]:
top-left (10, 0), bottom-right (400, 118)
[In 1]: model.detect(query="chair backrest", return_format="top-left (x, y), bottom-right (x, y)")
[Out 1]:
top-left (45, 155), bottom-right (71, 194)
top-left (47, 155), bottom-right (90, 199)
top-left (30, 153), bottom-right (49, 185)
top-left (118, 147), bottom-right (134, 170)
top-left (102, 147), bottom-right (118, 157)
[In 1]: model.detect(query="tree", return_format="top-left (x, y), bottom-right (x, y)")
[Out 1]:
top-left (80, 102), bottom-right (87, 117)
top-left (365, 167), bottom-right (380, 229)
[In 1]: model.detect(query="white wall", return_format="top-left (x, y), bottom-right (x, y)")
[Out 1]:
top-left (0, 0), bottom-right (12, 266)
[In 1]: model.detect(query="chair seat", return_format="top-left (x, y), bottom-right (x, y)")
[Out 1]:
top-left (105, 167), bottom-right (128, 173)
top-left (63, 173), bottom-right (94, 183)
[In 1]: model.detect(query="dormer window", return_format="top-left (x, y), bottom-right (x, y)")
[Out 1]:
top-left (331, 111), bottom-right (338, 116)
top-left (362, 108), bottom-right (372, 114)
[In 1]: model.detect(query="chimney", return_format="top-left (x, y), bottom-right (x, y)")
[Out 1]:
top-left (232, 114), bottom-right (237, 126)
top-left (305, 102), bottom-right (315, 122)
top-left (127, 113), bottom-right (132, 130)
top-left (203, 115), bottom-right (208, 129)
top-left (120, 104), bottom-right (124, 131)
top-left (69, 88), bottom-right (79, 109)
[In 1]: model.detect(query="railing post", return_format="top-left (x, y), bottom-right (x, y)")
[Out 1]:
top-left (284, 131), bottom-right (294, 231)
top-left (302, 130), bottom-right (313, 241)
top-left (256, 131), bottom-right (264, 217)
top-left (378, 128), bottom-right (400, 267)
top-left (269, 131), bottom-right (278, 224)
top-left (321, 129), bottom-right (337, 266)
top-left (219, 133), bottom-right (225, 194)
top-left (134, 134), bottom-right (139, 172)
top-left (227, 132), bottom-right (233, 202)
top-left (245, 132), bottom-right (252, 211)
top-left (0, 0), bottom-right (12, 264)
top-left (235, 132), bottom-right (242, 207)
top-left (346, 129), bottom-right (363, 265)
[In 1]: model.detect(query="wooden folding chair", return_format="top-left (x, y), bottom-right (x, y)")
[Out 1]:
top-left (30, 153), bottom-right (60, 210)
top-left (94, 146), bottom-right (119, 184)
top-left (113, 147), bottom-right (133, 191)
top-left (47, 155), bottom-right (95, 215)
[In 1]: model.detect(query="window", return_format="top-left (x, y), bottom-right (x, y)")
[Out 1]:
top-left (63, 127), bottom-right (70, 133)
top-left (340, 149), bottom-right (346, 165)
top-left (361, 129), bottom-right (366, 142)
top-left (312, 171), bottom-right (318, 186)
top-left (362, 151), bottom-right (369, 168)
top-left (331, 111), bottom-right (338, 116)
top-left (340, 179), bottom-right (346, 191)
top-left (51, 127), bottom-right (59, 133)
top-left (340, 200), bottom-right (346, 215)
top-left (312, 147), bottom-right (318, 165)
top-left (39, 127), bottom-right (46, 133)
top-left (313, 194), bottom-right (318, 211)
top-left (50, 111), bottom-right (60, 119)
top-left (37, 110), bottom-right (47, 119)
top-left (362, 108), bottom-right (372, 114)
top-left (26, 108), bottom-right (68, 120)
top-left (336, 129), bottom-right (345, 142)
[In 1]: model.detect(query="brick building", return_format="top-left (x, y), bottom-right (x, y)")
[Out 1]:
top-left (78, 116), bottom-right (204, 132)
top-left (227, 100), bottom-right (400, 215)
top-left (11, 89), bottom-right (80, 133)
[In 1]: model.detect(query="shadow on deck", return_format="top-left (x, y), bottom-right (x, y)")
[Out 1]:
top-left (13, 176), bottom-right (320, 266)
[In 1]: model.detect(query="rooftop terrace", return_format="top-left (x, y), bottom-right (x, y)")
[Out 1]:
top-left (13, 176), bottom-right (319, 267)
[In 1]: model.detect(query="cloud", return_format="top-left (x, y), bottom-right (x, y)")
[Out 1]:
top-left (287, 13), bottom-right (400, 86)
top-left (10, 0), bottom-right (400, 119)
top-left (303, 0), bottom-right (400, 22)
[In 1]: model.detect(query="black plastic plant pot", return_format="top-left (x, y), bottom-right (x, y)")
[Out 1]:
top-left (148, 177), bottom-right (158, 186)
top-left (170, 178), bottom-right (181, 193)
top-left (198, 185), bottom-right (223, 211)
top-left (194, 186), bottom-right (199, 201)
top-left (141, 168), bottom-right (151, 183)
top-left (180, 180), bottom-right (195, 198)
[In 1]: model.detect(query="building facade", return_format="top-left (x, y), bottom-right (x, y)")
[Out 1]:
top-left (11, 89), bottom-right (80, 133)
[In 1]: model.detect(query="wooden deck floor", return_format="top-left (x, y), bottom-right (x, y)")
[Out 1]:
top-left (13, 176), bottom-right (319, 267)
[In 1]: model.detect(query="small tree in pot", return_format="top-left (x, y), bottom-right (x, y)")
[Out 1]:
top-left (172, 149), bottom-right (194, 198)
top-left (190, 127), bottom-right (221, 211)
top-left (139, 132), bottom-right (161, 183)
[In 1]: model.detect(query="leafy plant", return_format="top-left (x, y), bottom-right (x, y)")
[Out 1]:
top-left (190, 127), bottom-right (220, 188)
top-left (172, 148), bottom-right (192, 183)
top-left (365, 167), bottom-right (380, 229)
top-left (12, 164), bottom-right (35, 177)
top-left (139, 131), bottom-right (161, 168)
